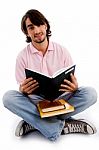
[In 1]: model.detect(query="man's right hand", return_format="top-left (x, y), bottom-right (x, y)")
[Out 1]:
top-left (19, 77), bottom-right (39, 95)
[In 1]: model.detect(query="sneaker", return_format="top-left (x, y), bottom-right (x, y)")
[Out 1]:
top-left (62, 119), bottom-right (97, 135)
top-left (15, 120), bottom-right (36, 137)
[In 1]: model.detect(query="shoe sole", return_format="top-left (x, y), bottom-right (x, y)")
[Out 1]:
top-left (15, 120), bottom-right (25, 137)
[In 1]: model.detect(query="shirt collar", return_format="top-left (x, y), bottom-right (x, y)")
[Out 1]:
top-left (29, 41), bottom-right (54, 54)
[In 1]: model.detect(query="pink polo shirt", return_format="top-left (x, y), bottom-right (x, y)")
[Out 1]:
top-left (15, 41), bottom-right (73, 84)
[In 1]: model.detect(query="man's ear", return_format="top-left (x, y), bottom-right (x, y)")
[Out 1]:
top-left (45, 23), bottom-right (47, 30)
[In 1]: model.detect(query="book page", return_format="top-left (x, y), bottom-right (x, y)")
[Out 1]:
top-left (52, 64), bottom-right (75, 78)
top-left (26, 64), bottom-right (75, 79)
top-left (26, 68), bottom-right (52, 78)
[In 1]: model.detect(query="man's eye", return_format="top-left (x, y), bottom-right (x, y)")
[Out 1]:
top-left (29, 26), bottom-right (34, 30)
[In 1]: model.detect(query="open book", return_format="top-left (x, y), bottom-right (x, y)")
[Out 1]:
top-left (37, 99), bottom-right (74, 118)
top-left (25, 64), bottom-right (75, 101)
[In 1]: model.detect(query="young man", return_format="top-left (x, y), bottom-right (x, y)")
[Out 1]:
top-left (3, 9), bottom-right (97, 141)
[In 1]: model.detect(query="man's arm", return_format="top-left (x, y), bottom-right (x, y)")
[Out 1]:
top-left (15, 49), bottom-right (39, 95)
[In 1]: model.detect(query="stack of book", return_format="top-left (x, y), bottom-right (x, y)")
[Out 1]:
top-left (37, 99), bottom-right (74, 118)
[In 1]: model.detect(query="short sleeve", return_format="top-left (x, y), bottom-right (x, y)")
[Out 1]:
top-left (62, 47), bottom-right (74, 67)
top-left (15, 51), bottom-right (26, 84)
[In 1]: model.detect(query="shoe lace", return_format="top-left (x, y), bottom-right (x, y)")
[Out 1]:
top-left (24, 123), bottom-right (34, 134)
top-left (67, 123), bottom-right (85, 133)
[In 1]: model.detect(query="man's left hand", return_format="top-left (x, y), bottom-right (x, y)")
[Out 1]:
top-left (59, 73), bottom-right (78, 93)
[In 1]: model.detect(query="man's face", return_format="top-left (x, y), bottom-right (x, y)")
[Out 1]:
top-left (26, 18), bottom-right (47, 44)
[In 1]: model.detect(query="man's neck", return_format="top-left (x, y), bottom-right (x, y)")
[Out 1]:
top-left (32, 38), bottom-right (49, 56)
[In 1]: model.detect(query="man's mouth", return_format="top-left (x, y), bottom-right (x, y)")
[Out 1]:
top-left (34, 33), bottom-right (43, 38)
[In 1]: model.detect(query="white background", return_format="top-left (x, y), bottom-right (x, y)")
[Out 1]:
top-left (0, 0), bottom-right (99, 149)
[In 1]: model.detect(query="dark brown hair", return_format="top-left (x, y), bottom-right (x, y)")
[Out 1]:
top-left (21, 9), bottom-right (51, 42)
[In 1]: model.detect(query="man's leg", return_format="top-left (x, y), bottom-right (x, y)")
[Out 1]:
top-left (58, 86), bottom-right (97, 119)
top-left (2, 90), bottom-right (65, 141)
top-left (58, 86), bottom-right (97, 134)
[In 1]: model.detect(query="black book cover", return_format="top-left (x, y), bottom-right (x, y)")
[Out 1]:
top-left (25, 65), bottom-right (75, 101)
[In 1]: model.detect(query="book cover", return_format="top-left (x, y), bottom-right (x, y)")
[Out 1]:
top-left (25, 64), bottom-right (75, 101)
top-left (38, 100), bottom-right (65, 112)
top-left (37, 99), bottom-right (74, 118)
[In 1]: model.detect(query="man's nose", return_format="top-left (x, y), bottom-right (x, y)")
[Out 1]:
top-left (34, 26), bottom-right (40, 33)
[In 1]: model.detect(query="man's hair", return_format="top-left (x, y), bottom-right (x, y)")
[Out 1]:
top-left (21, 9), bottom-right (51, 42)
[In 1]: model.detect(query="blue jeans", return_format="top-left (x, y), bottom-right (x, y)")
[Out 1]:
top-left (2, 86), bottom-right (97, 141)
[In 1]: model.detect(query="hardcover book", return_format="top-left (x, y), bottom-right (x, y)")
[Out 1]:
top-left (37, 99), bottom-right (74, 118)
top-left (25, 64), bottom-right (75, 101)
top-left (38, 100), bottom-right (65, 112)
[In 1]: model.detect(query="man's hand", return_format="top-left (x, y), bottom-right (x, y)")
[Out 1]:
top-left (19, 77), bottom-right (39, 95)
top-left (59, 73), bottom-right (78, 93)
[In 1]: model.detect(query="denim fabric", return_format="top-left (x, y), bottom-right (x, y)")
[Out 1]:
top-left (2, 86), bottom-right (97, 141)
